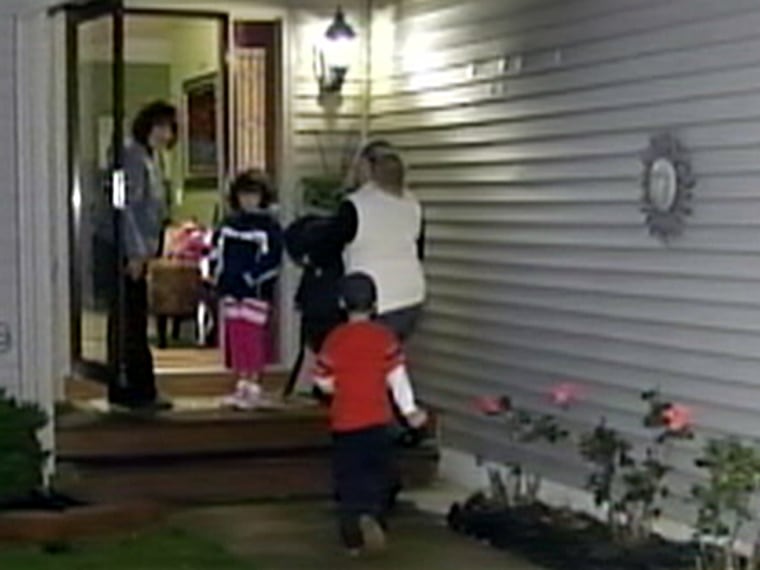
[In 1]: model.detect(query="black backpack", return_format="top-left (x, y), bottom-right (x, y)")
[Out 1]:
top-left (284, 215), bottom-right (344, 320)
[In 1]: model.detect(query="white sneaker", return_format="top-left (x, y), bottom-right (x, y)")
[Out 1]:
top-left (359, 515), bottom-right (386, 553)
top-left (222, 380), bottom-right (262, 411)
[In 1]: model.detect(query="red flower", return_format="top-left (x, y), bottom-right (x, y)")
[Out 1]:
top-left (662, 404), bottom-right (692, 433)
top-left (475, 396), bottom-right (511, 416)
top-left (550, 383), bottom-right (580, 408)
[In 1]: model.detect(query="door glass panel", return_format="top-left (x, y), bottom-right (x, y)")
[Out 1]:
top-left (73, 15), bottom-right (116, 369)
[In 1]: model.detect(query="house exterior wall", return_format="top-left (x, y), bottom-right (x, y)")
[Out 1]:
top-left (370, 0), bottom-right (760, 513)
top-left (0, 16), bottom-right (18, 396)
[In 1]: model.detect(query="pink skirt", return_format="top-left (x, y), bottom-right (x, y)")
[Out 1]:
top-left (221, 297), bottom-right (270, 377)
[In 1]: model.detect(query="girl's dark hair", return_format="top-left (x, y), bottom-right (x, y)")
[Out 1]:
top-left (228, 169), bottom-right (275, 211)
top-left (131, 101), bottom-right (178, 148)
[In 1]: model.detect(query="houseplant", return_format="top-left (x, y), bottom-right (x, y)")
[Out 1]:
top-left (0, 390), bottom-right (163, 546)
top-left (0, 389), bottom-right (48, 507)
top-left (300, 131), bottom-right (360, 214)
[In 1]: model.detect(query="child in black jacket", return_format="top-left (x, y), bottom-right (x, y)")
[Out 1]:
top-left (283, 215), bottom-right (345, 398)
top-left (214, 170), bottom-right (283, 410)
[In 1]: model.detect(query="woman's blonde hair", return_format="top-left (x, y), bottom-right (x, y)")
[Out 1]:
top-left (372, 151), bottom-right (405, 195)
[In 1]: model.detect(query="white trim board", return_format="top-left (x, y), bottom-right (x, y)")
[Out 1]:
top-left (15, 9), bottom-right (57, 453)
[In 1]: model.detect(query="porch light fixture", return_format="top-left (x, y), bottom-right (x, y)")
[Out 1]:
top-left (315, 6), bottom-right (357, 95)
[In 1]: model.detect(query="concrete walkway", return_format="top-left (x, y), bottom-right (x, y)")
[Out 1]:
top-left (174, 503), bottom-right (543, 570)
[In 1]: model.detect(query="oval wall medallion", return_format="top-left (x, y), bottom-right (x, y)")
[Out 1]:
top-left (640, 132), bottom-right (695, 241)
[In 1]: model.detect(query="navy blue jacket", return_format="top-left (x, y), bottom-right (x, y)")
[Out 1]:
top-left (213, 210), bottom-right (283, 302)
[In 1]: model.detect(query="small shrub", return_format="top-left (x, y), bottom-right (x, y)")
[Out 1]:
top-left (0, 390), bottom-right (48, 506)
top-left (692, 438), bottom-right (760, 570)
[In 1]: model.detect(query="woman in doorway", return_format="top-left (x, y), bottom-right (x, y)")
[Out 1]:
top-left (108, 101), bottom-right (177, 412)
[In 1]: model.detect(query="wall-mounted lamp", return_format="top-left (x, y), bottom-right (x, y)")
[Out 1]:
top-left (315, 6), bottom-right (357, 96)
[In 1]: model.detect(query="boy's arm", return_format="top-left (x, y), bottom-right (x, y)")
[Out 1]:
top-left (387, 363), bottom-right (418, 417)
top-left (385, 338), bottom-right (428, 429)
top-left (313, 349), bottom-right (335, 394)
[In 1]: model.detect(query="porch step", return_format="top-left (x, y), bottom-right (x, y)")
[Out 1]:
top-left (57, 447), bottom-right (439, 505)
top-left (65, 370), bottom-right (286, 401)
top-left (56, 405), bottom-right (439, 505)
top-left (57, 406), bottom-right (329, 460)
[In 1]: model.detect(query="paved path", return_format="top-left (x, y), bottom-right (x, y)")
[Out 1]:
top-left (174, 503), bottom-right (543, 570)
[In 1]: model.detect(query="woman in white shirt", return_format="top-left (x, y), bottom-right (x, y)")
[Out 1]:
top-left (334, 147), bottom-right (426, 341)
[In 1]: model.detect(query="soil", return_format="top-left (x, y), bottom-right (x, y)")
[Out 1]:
top-left (0, 492), bottom-right (164, 545)
top-left (448, 497), bottom-right (701, 570)
top-left (0, 491), bottom-right (86, 512)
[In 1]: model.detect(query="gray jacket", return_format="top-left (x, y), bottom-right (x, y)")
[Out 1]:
top-left (122, 142), bottom-right (166, 260)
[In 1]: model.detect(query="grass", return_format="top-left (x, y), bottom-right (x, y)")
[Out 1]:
top-left (0, 527), bottom-right (256, 570)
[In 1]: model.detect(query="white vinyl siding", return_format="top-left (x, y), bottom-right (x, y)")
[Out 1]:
top-left (292, 2), bottom-right (368, 190)
top-left (370, 0), bottom-right (760, 516)
top-left (0, 16), bottom-right (18, 396)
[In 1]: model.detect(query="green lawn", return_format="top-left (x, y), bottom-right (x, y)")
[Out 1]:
top-left (0, 528), bottom-right (256, 570)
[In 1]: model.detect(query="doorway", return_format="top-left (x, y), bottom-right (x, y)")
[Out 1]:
top-left (67, 0), bottom-right (282, 393)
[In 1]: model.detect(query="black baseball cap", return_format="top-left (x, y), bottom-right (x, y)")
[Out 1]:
top-left (339, 272), bottom-right (377, 313)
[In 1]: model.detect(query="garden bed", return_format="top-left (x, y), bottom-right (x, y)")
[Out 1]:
top-left (0, 491), bottom-right (165, 545)
top-left (447, 496), bottom-right (699, 570)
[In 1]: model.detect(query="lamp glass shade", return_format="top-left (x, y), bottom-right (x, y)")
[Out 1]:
top-left (322, 34), bottom-right (355, 71)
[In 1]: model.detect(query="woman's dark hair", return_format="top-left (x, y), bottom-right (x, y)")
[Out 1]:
top-left (228, 169), bottom-right (275, 211)
top-left (131, 101), bottom-right (178, 148)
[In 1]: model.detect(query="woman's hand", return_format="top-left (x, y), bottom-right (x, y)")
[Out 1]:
top-left (126, 258), bottom-right (148, 280)
top-left (406, 409), bottom-right (429, 430)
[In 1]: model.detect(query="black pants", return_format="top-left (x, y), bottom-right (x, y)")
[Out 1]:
top-left (333, 426), bottom-right (395, 549)
top-left (107, 276), bottom-right (157, 406)
top-left (377, 304), bottom-right (423, 343)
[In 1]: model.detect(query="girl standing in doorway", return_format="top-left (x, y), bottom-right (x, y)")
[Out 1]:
top-left (214, 170), bottom-right (283, 410)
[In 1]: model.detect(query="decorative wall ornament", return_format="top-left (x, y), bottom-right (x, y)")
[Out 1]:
top-left (183, 72), bottom-right (220, 187)
top-left (640, 132), bottom-right (695, 241)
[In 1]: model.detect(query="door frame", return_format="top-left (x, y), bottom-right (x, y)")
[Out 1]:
top-left (67, 3), bottom-right (294, 380)
top-left (124, 1), bottom-right (298, 372)
top-left (65, 0), bottom-right (127, 382)
top-left (125, 7), bottom-right (232, 215)
top-left (15, 0), bottom-right (298, 411)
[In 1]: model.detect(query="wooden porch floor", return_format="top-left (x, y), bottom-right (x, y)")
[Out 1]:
top-left (58, 365), bottom-right (440, 505)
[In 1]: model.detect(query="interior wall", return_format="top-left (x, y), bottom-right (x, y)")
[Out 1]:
top-left (123, 16), bottom-right (221, 227)
top-left (167, 17), bottom-right (221, 225)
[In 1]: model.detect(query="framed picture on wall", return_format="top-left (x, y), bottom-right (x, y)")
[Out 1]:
top-left (182, 72), bottom-right (220, 187)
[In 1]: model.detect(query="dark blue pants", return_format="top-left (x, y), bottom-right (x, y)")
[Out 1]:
top-left (332, 426), bottom-right (394, 549)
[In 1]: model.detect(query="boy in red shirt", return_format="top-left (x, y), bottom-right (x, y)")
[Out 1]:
top-left (314, 272), bottom-right (427, 555)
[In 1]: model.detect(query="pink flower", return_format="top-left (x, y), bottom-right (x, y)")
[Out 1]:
top-left (474, 396), bottom-right (511, 416)
top-left (662, 404), bottom-right (692, 432)
top-left (550, 383), bottom-right (580, 408)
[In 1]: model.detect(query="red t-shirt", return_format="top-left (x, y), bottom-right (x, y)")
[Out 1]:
top-left (316, 320), bottom-right (404, 432)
